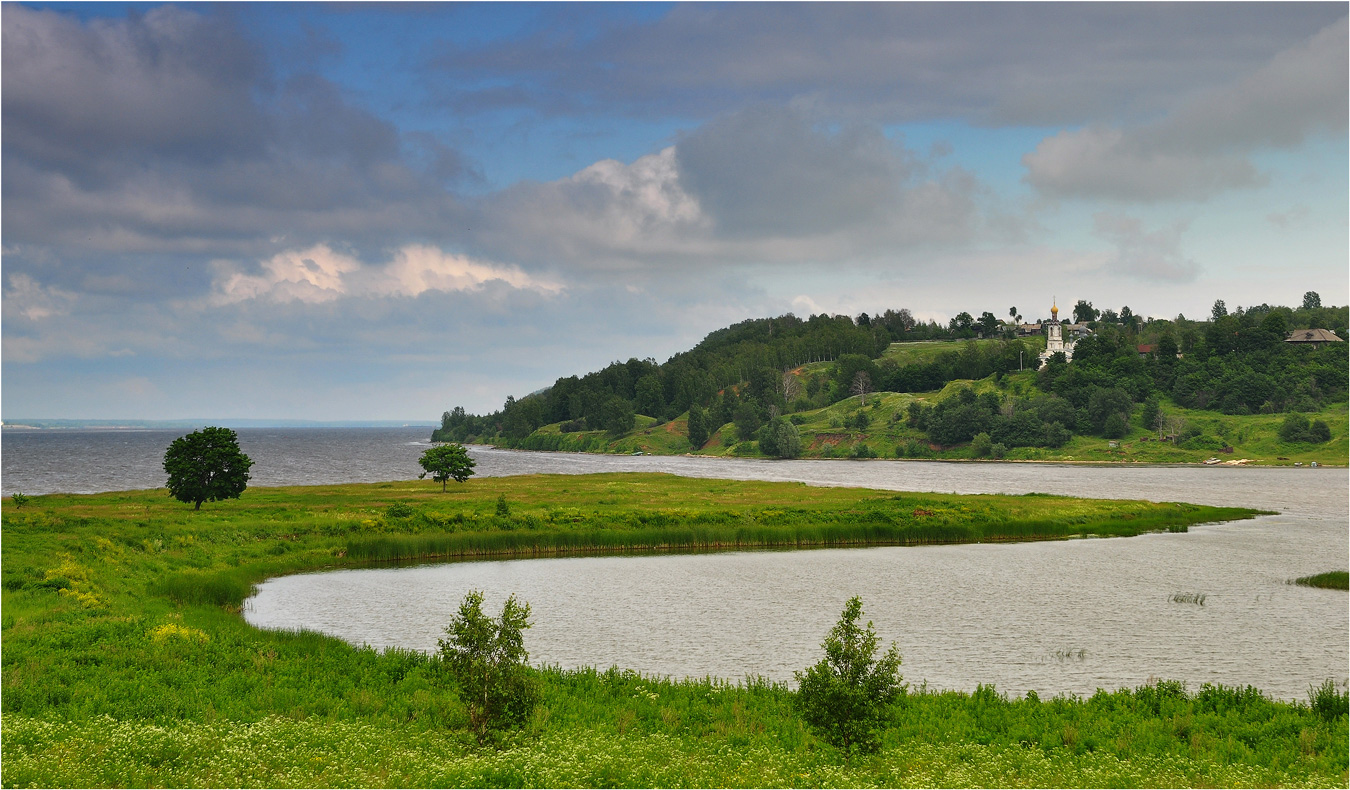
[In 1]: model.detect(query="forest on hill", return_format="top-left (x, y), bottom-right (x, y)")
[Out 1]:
top-left (432, 294), bottom-right (1348, 465)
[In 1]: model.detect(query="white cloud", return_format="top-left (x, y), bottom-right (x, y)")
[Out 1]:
top-left (215, 244), bottom-right (360, 304)
top-left (374, 244), bottom-right (564, 297)
top-left (3, 273), bottom-right (75, 321)
top-left (212, 243), bottom-right (563, 304)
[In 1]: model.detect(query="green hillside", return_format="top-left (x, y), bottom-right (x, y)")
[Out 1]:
top-left (440, 301), bottom-right (1348, 467)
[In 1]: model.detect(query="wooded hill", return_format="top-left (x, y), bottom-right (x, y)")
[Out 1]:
top-left (433, 297), bottom-right (1349, 465)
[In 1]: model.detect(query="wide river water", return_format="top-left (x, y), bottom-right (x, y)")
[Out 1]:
top-left (3, 428), bottom-right (1345, 699)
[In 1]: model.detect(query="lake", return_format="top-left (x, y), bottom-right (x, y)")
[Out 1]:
top-left (4, 429), bottom-right (1344, 700)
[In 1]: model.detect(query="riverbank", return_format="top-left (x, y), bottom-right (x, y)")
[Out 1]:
top-left (5, 475), bottom-right (1345, 788)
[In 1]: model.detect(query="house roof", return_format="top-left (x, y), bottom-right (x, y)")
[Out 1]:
top-left (1137, 344), bottom-right (1156, 354)
top-left (1285, 328), bottom-right (1344, 343)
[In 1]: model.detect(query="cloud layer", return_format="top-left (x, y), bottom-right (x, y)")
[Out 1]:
top-left (1023, 18), bottom-right (1348, 201)
top-left (2, 3), bottom-right (1345, 420)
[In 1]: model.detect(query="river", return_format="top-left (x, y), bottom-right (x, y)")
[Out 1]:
top-left (3, 429), bottom-right (1343, 699)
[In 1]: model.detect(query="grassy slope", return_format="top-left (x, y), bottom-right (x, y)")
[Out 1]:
top-left (522, 361), bottom-right (1348, 466)
top-left (6, 477), bottom-right (1337, 788)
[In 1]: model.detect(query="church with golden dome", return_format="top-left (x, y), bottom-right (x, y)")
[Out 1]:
top-left (1038, 298), bottom-right (1076, 367)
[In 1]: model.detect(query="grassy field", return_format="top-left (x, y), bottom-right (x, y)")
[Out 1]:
top-left (6, 475), bottom-right (1339, 787)
top-left (879, 337), bottom-right (1043, 366)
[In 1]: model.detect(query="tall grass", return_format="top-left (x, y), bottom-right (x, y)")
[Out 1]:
top-left (150, 570), bottom-right (257, 607)
top-left (1290, 571), bottom-right (1350, 591)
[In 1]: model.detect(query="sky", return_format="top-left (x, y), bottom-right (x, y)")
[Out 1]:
top-left (2, 2), bottom-right (1347, 421)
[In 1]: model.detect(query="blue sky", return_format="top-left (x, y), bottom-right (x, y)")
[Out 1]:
top-left (3, 2), bottom-right (1346, 420)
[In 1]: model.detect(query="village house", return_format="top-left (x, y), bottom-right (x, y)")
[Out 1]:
top-left (1285, 328), bottom-right (1343, 348)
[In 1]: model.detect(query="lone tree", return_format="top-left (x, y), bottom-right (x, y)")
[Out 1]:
top-left (440, 590), bottom-right (538, 744)
top-left (850, 370), bottom-right (873, 407)
top-left (795, 596), bottom-right (904, 754)
top-left (163, 427), bottom-right (254, 510)
top-left (419, 443), bottom-right (476, 491)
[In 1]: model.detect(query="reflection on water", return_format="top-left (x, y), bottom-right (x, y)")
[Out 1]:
top-left (246, 451), bottom-right (1349, 701)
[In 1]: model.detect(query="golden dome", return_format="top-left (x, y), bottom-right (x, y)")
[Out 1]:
top-left (1051, 302), bottom-right (1059, 318)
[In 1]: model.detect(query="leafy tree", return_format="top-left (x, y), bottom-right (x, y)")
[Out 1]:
top-left (977, 311), bottom-right (1000, 337)
top-left (439, 590), bottom-right (538, 744)
top-left (419, 443), bottom-right (476, 491)
top-left (602, 396), bottom-right (636, 437)
top-left (949, 311), bottom-right (975, 338)
top-left (1279, 414), bottom-right (1333, 444)
top-left (773, 418), bottom-right (804, 459)
top-left (634, 374), bottom-right (665, 418)
top-left (163, 427), bottom-right (254, 510)
top-left (1072, 300), bottom-right (1099, 324)
top-left (1303, 291), bottom-right (1322, 310)
top-left (1211, 299), bottom-right (1228, 322)
top-left (760, 416), bottom-right (802, 459)
top-left (795, 596), bottom-right (904, 754)
top-left (686, 404), bottom-right (709, 449)
top-left (733, 401), bottom-right (763, 441)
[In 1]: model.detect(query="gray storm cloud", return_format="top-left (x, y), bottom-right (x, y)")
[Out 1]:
top-left (1023, 18), bottom-right (1348, 202)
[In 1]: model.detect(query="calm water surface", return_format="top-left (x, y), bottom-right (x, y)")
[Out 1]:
top-left (4, 429), bottom-right (1343, 699)
top-left (246, 446), bottom-right (1348, 702)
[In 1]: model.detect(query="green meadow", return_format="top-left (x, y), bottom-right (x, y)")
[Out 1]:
top-left (3, 474), bottom-right (1345, 788)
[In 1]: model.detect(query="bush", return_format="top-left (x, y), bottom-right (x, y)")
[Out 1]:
top-left (850, 443), bottom-right (876, 459)
top-left (439, 591), bottom-right (539, 745)
top-left (990, 442), bottom-right (1007, 459)
top-left (970, 432), bottom-right (992, 458)
top-left (1102, 412), bottom-right (1128, 439)
top-left (795, 596), bottom-right (904, 753)
top-left (384, 503), bottom-right (415, 520)
top-left (1309, 679), bottom-right (1348, 721)
top-left (1278, 413), bottom-right (1333, 444)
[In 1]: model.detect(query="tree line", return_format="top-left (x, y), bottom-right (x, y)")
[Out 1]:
top-left (434, 296), bottom-right (1347, 452)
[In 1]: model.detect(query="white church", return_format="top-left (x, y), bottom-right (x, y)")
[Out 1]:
top-left (1037, 299), bottom-right (1076, 368)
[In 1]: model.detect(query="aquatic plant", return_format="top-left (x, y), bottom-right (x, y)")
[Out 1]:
top-left (1170, 592), bottom-right (1207, 605)
top-left (1290, 571), bottom-right (1349, 591)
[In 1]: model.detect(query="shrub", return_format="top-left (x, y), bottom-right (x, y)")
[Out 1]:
top-left (795, 596), bottom-right (904, 753)
top-left (970, 432), bottom-right (992, 458)
top-left (439, 591), bottom-right (539, 745)
top-left (989, 442), bottom-right (1007, 459)
top-left (1309, 679), bottom-right (1348, 721)
top-left (384, 502), bottom-right (415, 520)
top-left (1279, 413), bottom-right (1333, 444)
top-left (1102, 412), bottom-right (1128, 439)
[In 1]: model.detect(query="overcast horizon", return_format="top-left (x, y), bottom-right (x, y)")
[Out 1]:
top-left (3, 2), bottom-right (1346, 422)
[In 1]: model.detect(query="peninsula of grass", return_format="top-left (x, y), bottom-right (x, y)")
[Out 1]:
top-left (1291, 571), bottom-right (1350, 591)
top-left (5, 474), bottom-right (1344, 788)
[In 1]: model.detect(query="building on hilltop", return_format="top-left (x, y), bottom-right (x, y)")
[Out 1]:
top-left (1037, 299), bottom-right (1089, 368)
top-left (1285, 328), bottom-right (1343, 348)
